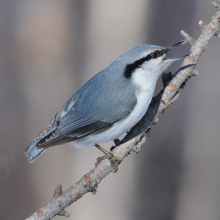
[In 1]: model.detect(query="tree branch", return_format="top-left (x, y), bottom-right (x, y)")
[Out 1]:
top-left (26, 2), bottom-right (220, 220)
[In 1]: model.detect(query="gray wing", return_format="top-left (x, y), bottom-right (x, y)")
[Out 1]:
top-left (37, 66), bottom-right (137, 149)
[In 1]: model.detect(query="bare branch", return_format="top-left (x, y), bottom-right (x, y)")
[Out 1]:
top-left (25, 135), bottom-right (146, 220)
top-left (180, 30), bottom-right (195, 46)
top-left (26, 3), bottom-right (220, 220)
top-left (198, 20), bottom-right (207, 31)
top-left (212, 1), bottom-right (220, 10)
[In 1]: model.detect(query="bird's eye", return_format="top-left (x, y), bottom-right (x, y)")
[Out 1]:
top-left (151, 51), bottom-right (159, 59)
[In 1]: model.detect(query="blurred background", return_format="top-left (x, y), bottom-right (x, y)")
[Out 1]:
top-left (0, 0), bottom-right (220, 219)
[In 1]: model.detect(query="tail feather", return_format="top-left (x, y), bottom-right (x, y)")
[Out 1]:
top-left (25, 127), bottom-right (56, 163)
top-left (25, 141), bottom-right (46, 163)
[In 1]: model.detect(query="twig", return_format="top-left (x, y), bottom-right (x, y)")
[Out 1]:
top-left (26, 3), bottom-right (220, 220)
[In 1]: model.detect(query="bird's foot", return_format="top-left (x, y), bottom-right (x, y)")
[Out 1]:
top-left (95, 145), bottom-right (122, 172)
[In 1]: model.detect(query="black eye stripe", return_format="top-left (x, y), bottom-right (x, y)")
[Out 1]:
top-left (151, 51), bottom-right (159, 58)
top-left (151, 49), bottom-right (169, 59)
top-left (124, 48), bottom-right (168, 78)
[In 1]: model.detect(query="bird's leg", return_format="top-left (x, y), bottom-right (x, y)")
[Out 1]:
top-left (95, 144), bottom-right (122, 172)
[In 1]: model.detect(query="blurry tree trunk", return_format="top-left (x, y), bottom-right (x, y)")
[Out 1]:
top-left (67, 1), bottom-right (89, 86)
top-left (0, 1), bottom-right (33, 219)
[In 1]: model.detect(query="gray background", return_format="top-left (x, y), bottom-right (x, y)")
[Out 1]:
top-left (0, 1), bottom-right (220, 220)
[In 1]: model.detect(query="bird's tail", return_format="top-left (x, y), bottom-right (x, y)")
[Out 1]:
top-left (25, 126), bottom-right (57, 163)
top-left (25, 140), bottom-right (47, 163)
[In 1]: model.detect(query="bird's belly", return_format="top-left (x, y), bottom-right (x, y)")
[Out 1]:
top-left (72, 89), bottom-right (153, 148)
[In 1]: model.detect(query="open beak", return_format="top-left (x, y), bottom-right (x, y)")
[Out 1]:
top-left (164, 40), bottom-right (190, 61)
top-left (167, 40), bottom-right (185, 51)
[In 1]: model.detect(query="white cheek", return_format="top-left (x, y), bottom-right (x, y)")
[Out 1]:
top-left (131, 60), bottom-right (162, 93)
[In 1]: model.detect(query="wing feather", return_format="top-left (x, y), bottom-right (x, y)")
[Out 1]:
top-left (37, 64), bottom-right (138, 149)
top-left (37, 111), bottom-right (121, 149)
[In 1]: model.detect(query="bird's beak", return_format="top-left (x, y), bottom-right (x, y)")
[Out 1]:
top-left (163, 40), bottom-right (190, 61)
top-left (164, 51), bottom-right (191, 62)
top-left (167, 40), bottom-right (185, 51)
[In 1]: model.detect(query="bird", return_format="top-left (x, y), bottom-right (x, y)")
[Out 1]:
top-left (25, 40), bottom-right (188, 169)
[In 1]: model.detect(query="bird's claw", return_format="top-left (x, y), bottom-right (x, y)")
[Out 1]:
top-left (95, 144), bottom-right (122, 172)
top-left (97, 152), bottom-right (122, 172)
